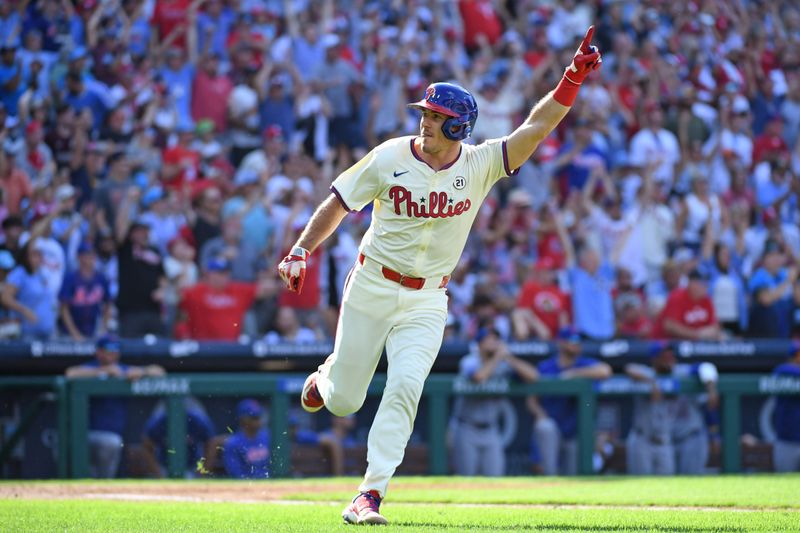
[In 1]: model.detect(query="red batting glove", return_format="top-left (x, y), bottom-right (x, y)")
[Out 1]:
top-left (278, 246), bottom-right (310, 294)
top-left (554, 26), bottom-right (603, 106)
top-left (565, 26), bottom-right (602, 84)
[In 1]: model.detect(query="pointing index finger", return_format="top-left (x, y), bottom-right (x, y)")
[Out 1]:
top-left (580, 26), bottom-right (595, 54)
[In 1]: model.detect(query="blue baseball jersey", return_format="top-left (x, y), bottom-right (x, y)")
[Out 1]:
top-left (144, 408), bottom-right (215, 468)
top-left (537, 356), bottom-right (603, 439)
top-left (749, 267), bottom-right (792, 337)
top-left (80, 360), bottom-right (129, 435)
top-left (58, 270), bottom-right (111, 336)
top-left (772, 363), bottom-right (800, 442)
top-left (223, 429), bottom-right (271, 479)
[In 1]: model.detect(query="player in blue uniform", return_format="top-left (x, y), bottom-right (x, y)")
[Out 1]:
top-left (772, 345), bottom-right (800, 472)
top-left (223, 399), bottom-right (271, 478)
top-left (527, 326), bottom-right (611, 475)
top-left (65, 335), bottom-right (165, 477)
top-left (142, 397), bottom-right (215, 477)
top-left (625, 342), bottom-right (719, 475)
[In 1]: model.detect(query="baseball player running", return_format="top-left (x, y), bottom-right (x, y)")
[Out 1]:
top-left (279, 28), bottom-right (602, 525)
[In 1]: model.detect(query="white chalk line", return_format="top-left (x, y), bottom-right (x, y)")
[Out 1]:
top-left (77, 494), bottom-right (800, 513)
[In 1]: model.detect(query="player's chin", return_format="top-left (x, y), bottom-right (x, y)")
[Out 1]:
top-left (419, 136), bottom-right (436, 153)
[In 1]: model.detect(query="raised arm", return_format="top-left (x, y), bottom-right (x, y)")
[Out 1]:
top-left (283, 0), bottom-right (300, 37)
top-left (553, 206), bottom-right (576, 268)
top-left (186, 1), bottom-right (202, 66)
top-left (505, 27), bottom-right (601, 171)
top-left (115, 187), bottom-right (140, 245)
top-left (86, 0), bottom-right (108, 48)
top-left (581, 166), bottom-right (602, 212)
top-left (700, 216), bottom-right (715, 261)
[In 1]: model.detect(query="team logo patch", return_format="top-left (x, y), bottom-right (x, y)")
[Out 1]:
top-left (453, 176), bottom-right (466, 190)
top-left (425, 86), bottom-right (435, 101)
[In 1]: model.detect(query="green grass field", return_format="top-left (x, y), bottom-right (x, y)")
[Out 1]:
top-left (1, 476), bottom-right (799, 532)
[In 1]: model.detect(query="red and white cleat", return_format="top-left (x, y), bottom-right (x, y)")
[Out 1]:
top-left (300, 372), bottom-right (324, 413)
top-left (342, 490), bottom-right (388, 525)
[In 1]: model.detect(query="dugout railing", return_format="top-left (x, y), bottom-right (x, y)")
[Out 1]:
top-left (0, 376), bottom-right (70, 478)
top-left (2, 374), bottom-right (799, 478)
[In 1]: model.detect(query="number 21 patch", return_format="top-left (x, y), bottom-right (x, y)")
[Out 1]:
top-left (453, 176), bottom-right (466, 190)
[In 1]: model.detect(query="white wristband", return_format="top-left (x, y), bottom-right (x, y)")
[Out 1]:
top-left (290, 246), bottom-right (309, 259)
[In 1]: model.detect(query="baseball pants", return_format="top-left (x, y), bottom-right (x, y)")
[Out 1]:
top-left (675, 431), bottom-right (708, 474)
top-left (452, 423), bottom-right (505, 476)
top-left (315, 255), bottom-right (448, 498)
top-left (534, 417), bottom-right (578, 475)
top-left (773, 440), bottom-right (800, 472)
top-left (88, 430), bottom-right (123, 478)
top-left (625, 432), bottom-right (675, 475)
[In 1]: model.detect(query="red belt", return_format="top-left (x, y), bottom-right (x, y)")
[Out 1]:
top-left (358, 253), bottom-right (449, 290)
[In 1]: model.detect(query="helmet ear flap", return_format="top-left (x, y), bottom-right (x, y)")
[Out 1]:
top-left (442, 117), bottom-right (469, 141)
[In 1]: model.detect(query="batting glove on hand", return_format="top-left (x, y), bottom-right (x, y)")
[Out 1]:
top-left (278, 246), bottom-right (310, 294)
top-left (564, 26), bottom-right (602, 85)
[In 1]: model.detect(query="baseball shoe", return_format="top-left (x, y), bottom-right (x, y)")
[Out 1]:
top-left (300, 372), bottom-right (324, 413)
top-left (342, 490), bottom-right (388, 525)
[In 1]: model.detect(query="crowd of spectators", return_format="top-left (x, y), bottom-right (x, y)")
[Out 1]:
top-left (1, 0), bottom-right (800, 344)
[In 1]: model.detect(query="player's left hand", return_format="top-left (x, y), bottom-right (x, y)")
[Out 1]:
top-left (278, 246), bottom-right (310, 294)
top-left (564, 26), bottom-right (602, 85)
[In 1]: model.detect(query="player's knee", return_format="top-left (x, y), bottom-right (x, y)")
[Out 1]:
top-left (385, 374), bottom-right (424, 404)
top-left (325, 394), bottom-right (364, 417)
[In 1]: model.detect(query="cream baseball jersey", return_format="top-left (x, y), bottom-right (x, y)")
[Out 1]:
top-left (331, 135), bottom-right (518, 278)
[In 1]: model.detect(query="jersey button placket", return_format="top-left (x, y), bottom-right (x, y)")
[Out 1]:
top-left (415, 180), bottom-right (437, 273)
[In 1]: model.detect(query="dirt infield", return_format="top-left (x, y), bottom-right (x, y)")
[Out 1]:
top-left (0, 481), bottom-right (349, 503)
top-left (0, 478), bottom-right (572, 503)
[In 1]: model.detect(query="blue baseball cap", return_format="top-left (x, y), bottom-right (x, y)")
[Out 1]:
top-left (557, 326), bottom-right (581, 343)
top-left (69, 46), bottom-right (88, 62)
top-left (237, 399), bottom-right (263, 418)
top-left (77, 241), bottom-right (94, 255)
top-left (649, 340), bottom-right (672, 357)
top-left (96, 334), bottom-right (121, 352)
top-left (475, 327), bottom-right (500, 343)
top-left (206, 257), bottom-right (231, 272)
top-left (141, 186), bottom-right (165, 208)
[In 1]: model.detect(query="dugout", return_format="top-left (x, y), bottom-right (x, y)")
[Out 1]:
top-left (2, 370), bottom-right (798, 479)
